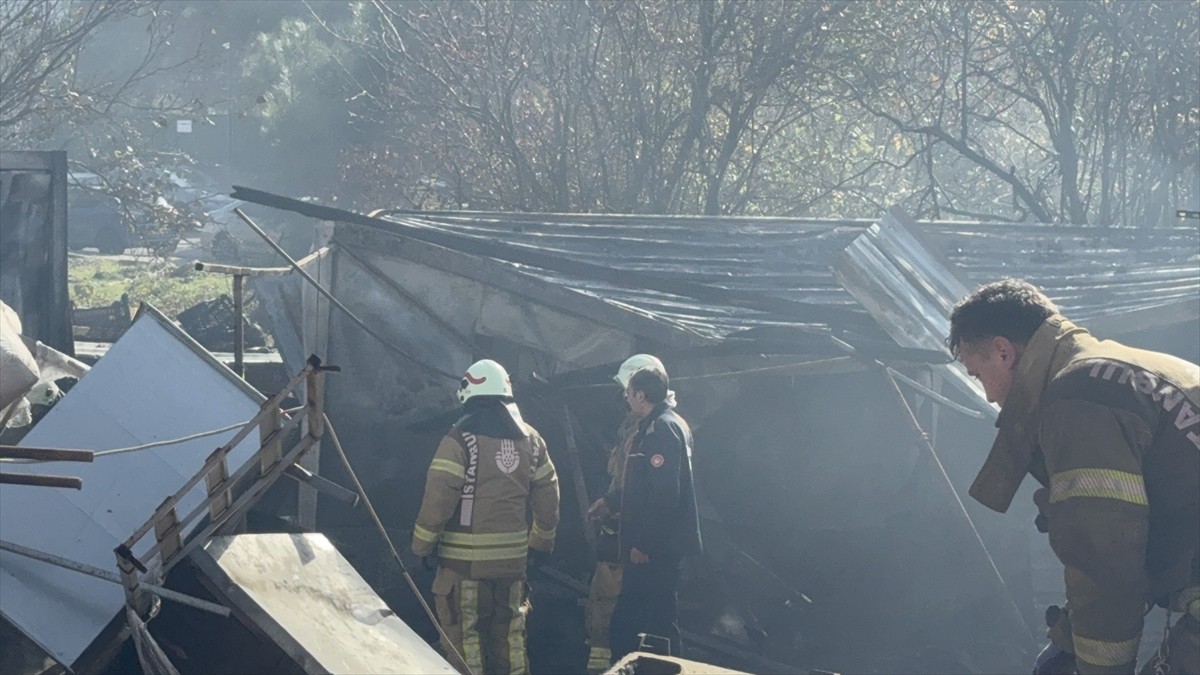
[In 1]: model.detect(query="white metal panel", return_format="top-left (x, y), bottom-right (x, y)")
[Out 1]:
top-left (193, 533), bottom-right (457, 675)
top-left (0, 306), bottom-right (265, 667)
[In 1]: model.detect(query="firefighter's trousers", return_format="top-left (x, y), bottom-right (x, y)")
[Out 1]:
top-left (609, 555), bottom-right (683, 662)
top-left (585, 562), bottom-right (622, 673)
top-left (432, 567), bottom-right (530, 675)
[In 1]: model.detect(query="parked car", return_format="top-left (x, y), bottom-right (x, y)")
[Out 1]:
top-left (67, 173), bottom-right (181, 255)
top-left (68, 189), bottom-right (131, 254)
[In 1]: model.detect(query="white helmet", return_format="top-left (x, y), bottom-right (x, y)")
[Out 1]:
top-left (614, 354), bottom-right (667, 388)
top-left (458, 359), bottom-right (513, 403)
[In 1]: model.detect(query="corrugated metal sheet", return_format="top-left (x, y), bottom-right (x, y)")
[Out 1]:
top-left (378, 210), bottom-right (1199, 338)
top-left (230, 187), bottom-right (1199, 342)
top-left (834, 207), bottom-right (994, 415)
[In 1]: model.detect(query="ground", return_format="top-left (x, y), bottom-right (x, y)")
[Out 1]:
top-left (68, 252), bottom-right (230, 319)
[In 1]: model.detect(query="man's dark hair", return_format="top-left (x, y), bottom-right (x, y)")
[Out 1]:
top-left (628, 367), bottom-right (669, 405)
top-left (947, 279), bottom-right (1058, 358)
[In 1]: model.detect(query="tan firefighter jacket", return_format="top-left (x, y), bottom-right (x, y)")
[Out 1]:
top-left (412, 421), bottom-right (560, 579)
top-left (969, 315), bottom-right (1200, 674)
top-left (608, 411), bottom-right (642, 494)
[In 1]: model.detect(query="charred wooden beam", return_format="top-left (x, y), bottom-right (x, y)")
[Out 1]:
top-left (0, 445), bottom-right (95, 462)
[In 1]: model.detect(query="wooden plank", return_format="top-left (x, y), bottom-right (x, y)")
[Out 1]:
top-left (298, 370), bottom-right (325, 530)
top-left (162, 433), bottom-right (321, 576)
top-left (560, 404), bottom-right (595, 556)
top-left (122, 362), bottom-right (314, 548)
top-left (152, 500), bottom-right (182, 563)
top-left (138, 409), bottom-right (307, 562)
top-left (193, 261), bottom-right (292, 276)
top-left (233, 274), bottom-right (245, 377)
top-left (204, 449), bottom-right (232, 522)
top-left (259, 407), bottom-right (283, 475)
top-left (0, 472), bottom-right (82, 489)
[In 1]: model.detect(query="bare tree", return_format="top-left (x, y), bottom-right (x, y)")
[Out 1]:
top-left (0, 0), bottom-right (145, 128)
top-left (308, 0), bottom-right (846, 214)
top-left (1, 0), bottom-right (215, 244)
top-left (828, 0), bottom-right (1198, 225)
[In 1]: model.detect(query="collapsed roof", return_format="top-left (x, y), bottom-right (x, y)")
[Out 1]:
top-left (234, 185), bottom-right (1200, 347)
top-left (230, 186), bottom-right (1200, 673)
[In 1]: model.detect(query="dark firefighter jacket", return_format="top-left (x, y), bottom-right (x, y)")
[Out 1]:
top-left (412, 410), bottom-right (559, 580)
top-left (969, 315), bottom-right (1200, 674)
top-left (604, 402), bottom-right (701, 564)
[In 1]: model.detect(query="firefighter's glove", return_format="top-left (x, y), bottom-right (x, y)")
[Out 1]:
top-left (587, 497), bottom-right (611, 522)
top-left (1033, 487), bottom-right (1051, 533)
top-left (527, 547), bottom-right (551, 569)
top-left (1033, 642), bottom-right (1076, 675)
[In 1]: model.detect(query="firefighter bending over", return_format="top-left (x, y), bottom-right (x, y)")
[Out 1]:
top-left (412, 359), bottom-right (560, 675)
top-left (949, 279), bottom-right (1199, 675)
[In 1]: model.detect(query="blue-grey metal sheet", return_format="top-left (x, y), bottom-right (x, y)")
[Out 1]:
top-left (0, 306), bottom-right (266, 667)
top-left (192, 533), bottom-right (456, 675)
top-left (380, 211), bottom-right (1199, 338)
top-left (834, 208), bottom-right (996, 416)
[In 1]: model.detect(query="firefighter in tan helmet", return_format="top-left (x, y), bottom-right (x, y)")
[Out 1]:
top-left (412, 359), bottom-right (560, 675)
top-left (581, 354), bottom-right (675, 673)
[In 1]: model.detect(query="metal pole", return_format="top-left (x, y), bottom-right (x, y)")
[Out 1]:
top-left (232, 208), bottom-right (459, 381)
top-left (560, 404), bottom-right (596, 556)
top-left (0, 539), bottom-right (230, 617)
top-left (233, 274), bottom-right (245, 378)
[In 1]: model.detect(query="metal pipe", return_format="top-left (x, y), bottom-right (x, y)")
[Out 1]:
top-left (233, 274), bottom-right (245, 378)
top-left (0, 539), bottom-right (230, 617)
top-left (284, 463), bottom-right (359, 506)
top-left (232, 208), bottom-right (459, 381)
top-left (193, 261), bottom-right (291, 276)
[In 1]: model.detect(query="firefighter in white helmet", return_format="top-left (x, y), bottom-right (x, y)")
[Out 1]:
top-left (412, 359), bottom-right (560, 675)
top-left (581, 354), bottom-right (674, 672)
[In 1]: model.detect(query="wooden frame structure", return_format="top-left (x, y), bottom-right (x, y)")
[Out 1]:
top-left (112, 355), bottom-right (337, 671)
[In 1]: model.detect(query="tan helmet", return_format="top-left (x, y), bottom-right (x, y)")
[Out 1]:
top-left (614, 354), bottom-right (667, 388)
top-left (458, 359), bottom-right (513, 403)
